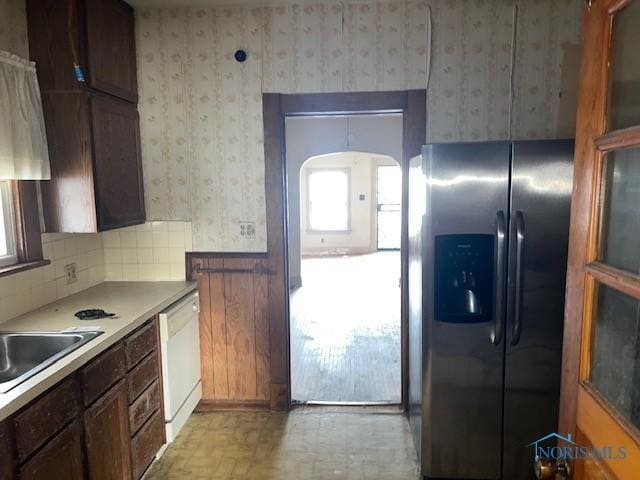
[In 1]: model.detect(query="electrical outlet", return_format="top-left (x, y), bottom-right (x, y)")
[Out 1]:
top-left (65, 263), bottom-right (77, 285)
top-left (239, 221), bottom-right (256, 239)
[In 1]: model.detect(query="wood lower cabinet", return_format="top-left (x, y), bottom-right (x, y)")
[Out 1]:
top-left (125, 321), bottom-right (165, 479)
top-left (13, 377), bottom-right (80, 462)
top-left (130, 411), bottom-right (164, 480)
top-left (84, 381), bottom-right (132, 480)
top-left (0, 420), bottom-right (15, 480)
top-left (1, 317), bottom-right (164, 480)
top-left (20, 421), bottom-right (84, 480)
top-left (129, 381), bottom-right (161, 435)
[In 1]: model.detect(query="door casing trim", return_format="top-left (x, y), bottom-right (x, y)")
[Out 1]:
top-left (263, 90), bottom-right (427, 411)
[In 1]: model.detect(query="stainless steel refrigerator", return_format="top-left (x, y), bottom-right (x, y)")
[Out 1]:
top-left (408, 140), bottom-right (574, 480)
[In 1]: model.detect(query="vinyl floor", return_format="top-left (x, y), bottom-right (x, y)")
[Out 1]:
top-left (145, 407), bottom-right (420, 480)
top-left (289, 252), bottom-right (401, 403)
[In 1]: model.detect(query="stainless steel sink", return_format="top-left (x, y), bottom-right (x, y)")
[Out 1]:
top-left (0, 331), bottom-right (103, 393)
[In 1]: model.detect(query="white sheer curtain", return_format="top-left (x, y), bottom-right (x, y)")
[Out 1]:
top-left (0, 50), bottom-right (50, 180)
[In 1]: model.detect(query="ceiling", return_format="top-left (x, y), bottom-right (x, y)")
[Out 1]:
top-left (127, 0), bottom-right (329, 6)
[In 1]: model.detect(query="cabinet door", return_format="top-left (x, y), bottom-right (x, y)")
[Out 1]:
top-left (84, 380), bottom-right (132, 480)
top-left (40, 92), bottom-right (98, 233)
top-left (131, 410), bottom-right (164, 480)
top-left (26, 0), bottom-right (82, 92)
top-left (20, 421), bottom-right (84, 480)
top-left (0, 420), bottom-right (15, 480)
top-left (91, 95), bottom-right (146, 231)
top-left (84, 0), bottom-right (138, 102)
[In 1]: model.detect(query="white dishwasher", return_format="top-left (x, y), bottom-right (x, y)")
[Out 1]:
top-left (159, 291), bottom-right (202, 443)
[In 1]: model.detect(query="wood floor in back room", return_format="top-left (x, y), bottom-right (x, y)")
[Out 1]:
top-left (145, 407), bottom-right (419, 480)
top-left (290, 252), bottom-right (401, 403)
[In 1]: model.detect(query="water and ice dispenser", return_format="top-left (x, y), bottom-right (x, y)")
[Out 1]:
top-left (434, 234), bottom-right (495, 324)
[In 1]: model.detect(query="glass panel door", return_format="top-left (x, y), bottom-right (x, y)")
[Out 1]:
top-left (599, 147), bottom-right (640, 274)
top-left (589, 283), bottom-right (640, 430)
top-left (569, 1), bottom-right (640, 478)
top-left (608, 0), bottom-right (640, 131)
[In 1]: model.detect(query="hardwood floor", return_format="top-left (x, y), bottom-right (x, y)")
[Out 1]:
top-left (290, 252), bottom-right (401, 403)
top-left (145, 407), bottom-right (419, 480)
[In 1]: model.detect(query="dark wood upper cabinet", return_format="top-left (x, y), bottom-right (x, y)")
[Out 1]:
top-left (84, 381), bottom-right (132, 480)
top-left (25, 0), bottom-right (78, 92)
top-left (39, 92), bottom-right (145, 232)
top-left (85, 0), bottom-right (138, 102)
top-left (91, 95), bottom-right (145, 230)
top-left (27, 0), bottom-right (138, 102)
top-left (27, 0), bottom-right (145, 232)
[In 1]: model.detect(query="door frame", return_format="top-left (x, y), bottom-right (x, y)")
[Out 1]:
top-left (559, 0), bottom-right (640, 477)
top-left (263, 90), bottom-right (426, 411)
top-left (375, 163), bottom-right (403, 251)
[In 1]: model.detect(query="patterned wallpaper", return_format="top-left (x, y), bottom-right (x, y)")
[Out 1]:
top-left (136, 1), bottom-right (430, 251)
top-left (512, 0), bottom-right (582, 139)
top-left (262, 2), bottom-right (428, 92)
top-left (137, 6), bottom-right (267, 251)
top-left (136, 0), bottom-right (582, 252)
top-left (426, 0), bottom-right (581, 142)
top-left (426, 0), bottom-right (513, 141)
top-left (1, 0), bottom-right (583, 253)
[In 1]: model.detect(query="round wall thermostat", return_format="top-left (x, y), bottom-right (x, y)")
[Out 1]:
top-left (234, 50), bottom-right (247, 63)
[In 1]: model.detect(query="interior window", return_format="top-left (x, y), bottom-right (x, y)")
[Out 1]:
top-left (307, 169), bottom-right (350, 232)
top-left (0, 181), bottom-right (18, 268)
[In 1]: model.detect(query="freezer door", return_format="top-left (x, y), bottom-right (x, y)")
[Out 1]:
top-left (408, 153), bottom-right (426, 464)
top-left (421, 142), bottom-right (510, 479)
top-left (503, 140), bottom-right (574, 480)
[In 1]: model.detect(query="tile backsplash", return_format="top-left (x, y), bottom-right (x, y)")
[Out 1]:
top-left (0, 221), bottom-right (191, 324)
top-left (0, 232), bottom-right (104, 323)
top-left (103, 221), bottom-right (192, 281)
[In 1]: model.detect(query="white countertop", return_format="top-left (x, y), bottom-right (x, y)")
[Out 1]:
top-left (0, 281), bottom-right (198, 421)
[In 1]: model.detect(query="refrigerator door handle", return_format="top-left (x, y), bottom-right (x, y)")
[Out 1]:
top-left (511, 210), bottom-right (525, 346)
top-left (493, 210), bottom-right (507, 345)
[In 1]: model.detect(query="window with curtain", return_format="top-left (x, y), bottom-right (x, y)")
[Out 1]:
top-left (0, 51), bottom-right (50, 181)
top-left (0, 181), bottom-right (17, 267)
top-left (0, 50), bottom-right (50, 269)
top-left (307, 169), bottom-right (350, 232)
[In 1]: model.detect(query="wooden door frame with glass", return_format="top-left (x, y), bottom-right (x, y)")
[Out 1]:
top-left (560, 0), bottom-right (640, 478)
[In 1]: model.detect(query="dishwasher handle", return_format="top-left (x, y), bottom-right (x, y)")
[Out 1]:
top-left (160, 292), bottom-right (200, 341)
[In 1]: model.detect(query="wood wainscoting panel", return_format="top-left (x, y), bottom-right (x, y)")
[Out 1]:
top-left (191, 257), bottom-right (214, 399)
top-left (188, 254), bottom-right (271, 408)
top-left (209, 258), bottom-right (230, 400)
top-left (224, 258), bottom-right (258, 400)
top-left (254, 266), bottom-right (271, 401)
